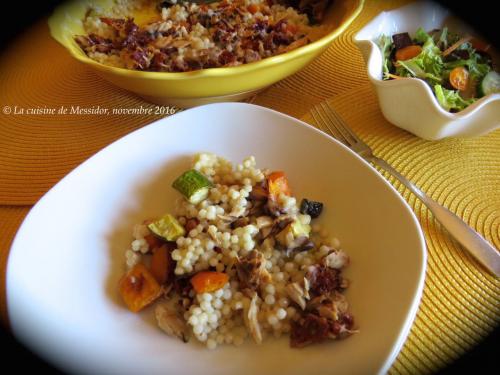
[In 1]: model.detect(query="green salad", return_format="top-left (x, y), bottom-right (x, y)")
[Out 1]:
top-left (378, 27), bottom-right (499, 112)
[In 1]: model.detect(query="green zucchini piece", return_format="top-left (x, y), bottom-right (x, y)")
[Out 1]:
top-left (172, 169), bottom-right (213, 204)
top-left (148, 214), bottom-right (185, 241)
top-left (479, 71), bottom-right (500, 96)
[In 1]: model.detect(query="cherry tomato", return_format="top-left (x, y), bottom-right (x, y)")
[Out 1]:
top-left (449, 66), bottom-right (469, 91)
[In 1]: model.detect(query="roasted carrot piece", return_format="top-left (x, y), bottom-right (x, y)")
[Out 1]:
top-left (150, 244), bottom-right (173, 285)
top-left (267, 171), bottom-right (292, 200)
top-left (395, 45), bottom-right (422, 61)
top-left (119, 263), bottom-right (162, 312)
top-left (190, 271), bottom-right (229, 294)
top-left (144, 233), bottom-right (165, 249)
top-left (449, 66), bottom-right (469, 91)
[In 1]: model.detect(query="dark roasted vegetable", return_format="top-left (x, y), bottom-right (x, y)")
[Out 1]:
top-left (392, 32), bottom-right (412, 50)
top-left (299, 198), bottom-right (324, 218)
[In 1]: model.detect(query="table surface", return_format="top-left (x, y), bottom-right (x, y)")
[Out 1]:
top-left (1, 0), bottom-right (499, 373)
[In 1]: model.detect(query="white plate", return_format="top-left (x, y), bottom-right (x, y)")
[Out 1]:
top-left (7, 103), bottom-right (426, 375)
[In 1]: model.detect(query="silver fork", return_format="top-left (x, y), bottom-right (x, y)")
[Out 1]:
top-left (311, 101), bottom-right (500, 277)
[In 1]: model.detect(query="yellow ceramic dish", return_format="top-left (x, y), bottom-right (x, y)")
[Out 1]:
top-left (49, 0), bottom-right (364, 107)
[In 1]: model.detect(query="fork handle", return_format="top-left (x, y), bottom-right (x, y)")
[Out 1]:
top-left (371, 156), bottom-right (500, 277)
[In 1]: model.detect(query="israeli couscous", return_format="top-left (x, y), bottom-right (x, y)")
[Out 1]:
top-left (119, 153), bottom-right (356, 349)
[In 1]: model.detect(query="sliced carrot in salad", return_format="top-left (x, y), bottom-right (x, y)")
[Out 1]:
top-left (190, 271), bottom-right (228, 293)
top-left (395, 45), bottom-right (422, 61)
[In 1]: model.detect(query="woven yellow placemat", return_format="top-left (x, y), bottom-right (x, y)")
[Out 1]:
top-left (0, 207), bottom-right (30, 325)
top-left (0, 0), bottom-right (498, 373)
top-left (302, 84), bottom-right (500, 373)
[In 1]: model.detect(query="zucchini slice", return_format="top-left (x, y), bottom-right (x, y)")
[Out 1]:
top-left (172, 169), bottom-right (213, 204)
top-left (148, 214), bottom-right (185, 241)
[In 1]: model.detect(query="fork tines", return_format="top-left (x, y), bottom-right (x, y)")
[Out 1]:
top-left (311, 102), bottom-right (361, 147)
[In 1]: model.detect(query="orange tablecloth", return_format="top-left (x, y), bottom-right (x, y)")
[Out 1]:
top-left (1, 0), bottom-right (498, 373)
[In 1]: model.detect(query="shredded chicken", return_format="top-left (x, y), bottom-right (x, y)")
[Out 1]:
top-left (244, 293), bottom-right (263, 344)
top-left (286, 236), bottom-right (315, 255)
top-left (303, 277), bottom-right (310, 299)
top-left (217, 214), bottom-right (239, 222)
top-left (235, 251), bottom-right (271, 291)
top-left (307, 292), bottom-right (348, 321)
top-left (286, 280), bottom-right (310, 310)
top-left (322, 249), bottom-right (349, 269)
top-left (155, 303), bottom-right (189, 342)
top-left (255, 215), bottom-right (273, 229)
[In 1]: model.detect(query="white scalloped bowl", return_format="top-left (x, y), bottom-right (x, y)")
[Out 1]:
top-left (354, 1), bottom-right (500, 140)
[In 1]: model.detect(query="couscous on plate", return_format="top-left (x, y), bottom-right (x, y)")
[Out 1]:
top-left (119, 152), bottom-right (356, 349)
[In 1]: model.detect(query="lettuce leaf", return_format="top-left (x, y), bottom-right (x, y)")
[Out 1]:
top-left (414, 27), bottom-right (432, 44)
top-left (434, 84), bottom-right (476, 111)
top-left (437, 27), bottom-right (448, 50)
top-left (395, 37), bottom-right (443, 84)
top-left (377, 34), bottom-right (393, 79)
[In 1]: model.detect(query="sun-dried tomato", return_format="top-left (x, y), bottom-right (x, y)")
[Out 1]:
top-left (306, 264), bottom-right (341, 296)
top-left (290, 313), bottom-right (330, 348)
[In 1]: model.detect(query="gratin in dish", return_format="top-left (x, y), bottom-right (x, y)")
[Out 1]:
top-left (48, 0), bottom-right (363, 105)
top-left (75, 0), bottom-right (332, 72)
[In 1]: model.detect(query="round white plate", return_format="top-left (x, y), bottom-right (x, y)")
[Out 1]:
top-left (7, 103), bottom-right (426, 375)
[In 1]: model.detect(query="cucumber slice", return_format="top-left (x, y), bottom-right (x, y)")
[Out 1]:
top-left (148, 214), bottom-right (185, 241)
top-left (480, 71), bottom-right (500, 96)
top-left (172, 169), bottom-right (213, 204)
